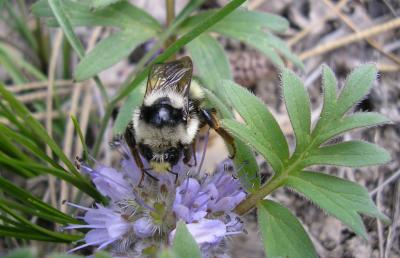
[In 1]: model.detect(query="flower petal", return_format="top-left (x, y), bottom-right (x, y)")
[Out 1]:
top-left (170, 219), bottom-right (226, 247)
top-left (133, 217), bottom-right (155, 238)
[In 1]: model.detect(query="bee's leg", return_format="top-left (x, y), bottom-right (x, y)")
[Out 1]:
top-left (143, 168), bottom-right (159, 182)
top-left (191, 141), bottom-right (197, 166)
top-left (124, 122), bottom-right (146, 186)
top-left (183, 142), bottom-right (197, 167)
top-left (200, 108), bottom-right (236, 159)
top-left (167, 169), bottom-right (178, 183)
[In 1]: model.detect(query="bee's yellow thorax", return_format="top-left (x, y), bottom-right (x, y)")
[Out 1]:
top-left (150, 161), bottom-right (171, 172)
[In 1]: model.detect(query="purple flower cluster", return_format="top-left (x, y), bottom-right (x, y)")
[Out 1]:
top-left (66, 137), bottom-right (247, 257)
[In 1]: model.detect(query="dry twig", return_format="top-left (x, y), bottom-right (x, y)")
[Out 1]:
top-left (46, 30), bottom-right (64, 208)
top-left (299, 18), bottom-right (400, 60)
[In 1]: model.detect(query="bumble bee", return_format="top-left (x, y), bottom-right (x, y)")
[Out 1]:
top-left (124, 56), bottom-right (235, 184)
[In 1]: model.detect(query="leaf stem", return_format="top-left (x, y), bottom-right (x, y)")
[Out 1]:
top-left (235, 139), bottom-right (319, 215)
top-left (235, 174), bottom-right (286, 215)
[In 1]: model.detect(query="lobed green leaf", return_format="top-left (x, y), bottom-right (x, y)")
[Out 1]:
top-left (286, 171), bottom-right (390, 239)
top-left (258, 200), bottom-right (317, 258)
top-left (336, 64), bottom-right (377, 116)
top-left (303, 141), bottom-right (391, 168)
top-left (202, 86), bottom-right (260, 191)
top-left (181, 9), bottom-right (302, 69)
top-left (282, 69), bottom-right (311, 153)
top-left (317, 112), bottom-right (390, 144)
top-left (221, 80), bottom-right (289, 161)
top-left (320, 65), bottom-right (337, 118)
top-left (222, 119), bottom-right (284, 173)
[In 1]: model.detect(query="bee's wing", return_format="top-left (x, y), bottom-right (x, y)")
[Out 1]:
top-left (145, 56), bottom-right (193, 98)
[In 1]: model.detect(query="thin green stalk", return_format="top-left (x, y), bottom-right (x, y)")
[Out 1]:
top-left (165, 0), bottom-right (176, 58)
top-left (71, 115), bottom-right (90, 162)
top-left (93, 0), bottom-right (245, 156)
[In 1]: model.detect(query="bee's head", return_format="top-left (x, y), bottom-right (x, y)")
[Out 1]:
top-left (141, 96), bottom-right (184, 127)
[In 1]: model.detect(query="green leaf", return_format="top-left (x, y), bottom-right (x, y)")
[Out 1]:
top-left (4, 248), bottom-right (36, 258)
top-left (86, 0), bottom-right (123, 10)
top-left (258, 200), bottom-right (317, 258)
top-left (282, 69), bottom-right (311, 152)
top-left (172, 221), bottom-right (201, 258)
top-left (183, 9), bottom-right (301, 69)
top-left (187, 34), bottom-right (232, 94)
top-left (113, 80), bottom-right (146, 134)
top-left (48, 0), bottom-right (85, 58)
top-left (221, 80), bottom-right (289, 161)
top-left (202, 85), bottom-right (260, 191)
top-left (31, 0), bottom-right (53, 17)
top-left (286, 171), bottom-right (390, 239)
top-left (75, 29), bottom-right (154, 81)
top-left (303, 141), bottom-right (391, 167)
top-left (263, 32), bottom-right (304, 69)
top-left (183, 9), bottom-right (289, 33)
top-left (317, 112), bottom-right (390, 144)
top-left (222, 119), bottom-right (284, 173)
top-left (336, 64), bottom-right (377, 115)
top-left (320, 65), bottom-right (337, 118)
top-left (227, 32), bottom-right (285, 69)
top-left (33, 0), bottom-right (161, 31)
